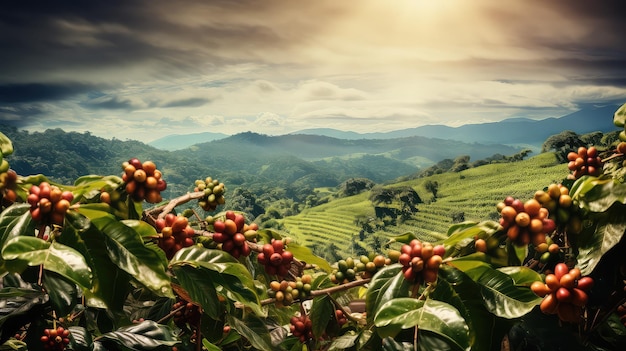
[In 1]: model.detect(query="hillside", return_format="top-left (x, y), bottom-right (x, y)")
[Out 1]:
top-left (279, 152), bottom-right (566, 261)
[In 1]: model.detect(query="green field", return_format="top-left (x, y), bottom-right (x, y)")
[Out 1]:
top-left (279, 152), bottom-right (567, 258)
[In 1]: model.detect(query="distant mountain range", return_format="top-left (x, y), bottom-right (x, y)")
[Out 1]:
top-left (148, 104), bottom-right (620, 151)
top-left (149, 131), bottom-right (228, 150)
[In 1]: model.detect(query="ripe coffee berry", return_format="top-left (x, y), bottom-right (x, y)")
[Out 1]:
top-left (398, 240), bottom-right (445, 283)
top-left (531, 263), bottom-right (593, 323)
top-left (28, 182), bottom-right (74, 228)
top-left (155, 213), bottom-right (195, 259)
top-left (121, 158), bottom-right (167, 203)
top-left (257, 237), bottom-right (293, 277)
top-left (497, 196), bottom-right (556, 246)
top-left (212, 211), bottom-right (257, 259)
top-left (566, 146), bottom-right (603, 180)
top-left (40, 327), bottom-right (70, 351)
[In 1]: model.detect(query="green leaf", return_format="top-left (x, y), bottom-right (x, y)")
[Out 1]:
top-left (570, 176), bottom-right (626, 213)
top-left (95, 320), bottom-right (179, 350)
top-left (2, 237), bottom-right (92, 290)
top-left (614, 103), bottom-right (626, 128)
top-left (375, 298), bottom-right (469, 351)
top-left (43, 270), bottom-right (78, 317)
top-left (0, 132), bottom-right (14, 156)
top-left (447, 259), bottom-right (541, 318)
top-left (328, 331), bottom-right (359, 350)
top-left (576, 204), bottom-right (626, 275)
top-left (0, 287), bottom-right (48, 330)
top-left (310, 294), bottom-right (334, 338)
top-left (91, 216), bottom-right (172, 298)
top-left (443, 221), bottom-right (507, 265)
top-left (438, 264), bottom-right (513, 351)
top-left (170, 265), bottom-right (220, 319)
top-left (365, 264), bottom-right (411, 323)
top-left (0, 204), bottom-right (35, 255)
top-left (170, 246), bottom-right (263, 316)
top-left (283, 241), bottom-right (332, 272)
top-left (68, 326), bottom-right (95, 351)
top-left (226, 314), bottom-right (273, 351)
top-left (497, 266), bottom-right (543, 287)
top-left (202, 339), bottom-right (223, 351)
top-left (62, 210), bottom-right (130, 311)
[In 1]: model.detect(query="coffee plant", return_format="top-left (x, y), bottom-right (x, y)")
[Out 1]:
top-left (1, 103), bottom-right (626, 351)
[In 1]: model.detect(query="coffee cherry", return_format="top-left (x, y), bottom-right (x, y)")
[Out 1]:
top-left (157, 214), bottom-right (195, 259)
top-left (41, 327), bottom-right (70, 351)
top-left (212, 212), bottom-right (257, 260)
top-left (567, 146), bottom-right (603, 179)
top-left (397, 240), bottom-right (445, 283)
top-left (121, 158), bottom-right (166, 203)
top-left (172, 299), bottom-right (202, 329)
top-left (532, 265), bottom-right (593, 323)
top-left (194, 177), bottom-right (226, 211)
top-left (498, 196), bottom-right (556, 247)
top-left (28, 183), bottom-right (74, 229)
top-left (289, 314), bottom-right (313, 343)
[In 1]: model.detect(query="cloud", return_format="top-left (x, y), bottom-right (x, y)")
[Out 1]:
top-left (295, 81), bottom-right (367, 101)
top-left (0, 83), bottom-right (98, 103)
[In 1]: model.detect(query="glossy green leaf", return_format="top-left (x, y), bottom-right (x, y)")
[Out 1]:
top-left (2, 237), bottom-right (92, 290)
top-left (170, 265), bottom-right (220, 319)
top-left (328, 331), bottom-right (359, 350)
top-left (497, 266), bottom-right (543, 286)
top-left (43, 270), bottom-right (77, 317)
top-left (0, 132), bottom-right (13, 156)
top-left (95, 320), bottom-right (179, 350)
top-left (613, 103), bottom-right (626, 127)
top-left (365, 264), bottom-right (410, 323)
top-left (170, 246), bottom-right (263, 316)
top-left (576, 205), bottom-right (626, 275)
top-left (310, 294), bottom-right (334, 338)
top-left (374, 298), bottom-right (469, 350)
top-left (202, 339), bottom-right (223, 351)
top-left (68, 326), bottom-right (95, 351)
top-left (447, 259), bottom-right (541, 318)
top-left (283, 241), bottom-right (332, 272)
top-left (570, 176), bottom-right (626, 213)
top-left (0, 204), bottom-right (35, 252)
top-left (62, 210), bottom-right (129, 310)
top-left (123, 219), bottom-right (158, 238)
top-left (0, 287), bottom-right (47, 329)
top-left (91, 216), bottom-right (172, 298)
top-left (226, 314), bottom-right (273, 351)
top-left (443, 221), bottom-right (507, 265)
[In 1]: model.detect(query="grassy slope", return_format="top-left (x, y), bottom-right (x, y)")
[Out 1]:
top-left (280, 152), bottom-right (567, 257)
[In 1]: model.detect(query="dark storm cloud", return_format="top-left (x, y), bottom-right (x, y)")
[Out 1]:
top-left (160, 97), bottom-right (212, 108)
top-left (0, 83), bottom-right (99, 103)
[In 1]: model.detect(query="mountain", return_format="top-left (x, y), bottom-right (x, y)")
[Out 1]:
top-left (289, 104), bottom-right (620, 150)
top-left (148, 131), bottom-right (228, 150)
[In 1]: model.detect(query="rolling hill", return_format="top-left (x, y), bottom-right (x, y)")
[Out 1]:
top-left (279, 152), bottom-right (567, 260)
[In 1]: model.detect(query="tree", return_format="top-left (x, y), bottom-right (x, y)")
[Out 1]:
top-left (424, 179), bottom-right (439, 198)
top-left (1, 102), bottom-right (626, 351)
top-left (541, 130), bottom-right (585, 162)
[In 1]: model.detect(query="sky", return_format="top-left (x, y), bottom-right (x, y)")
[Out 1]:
top-left (1, 0), bottom-right (625, 143)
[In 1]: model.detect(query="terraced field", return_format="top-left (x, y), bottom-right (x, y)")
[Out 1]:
top-left (279, 152), bottom-right (568, 258)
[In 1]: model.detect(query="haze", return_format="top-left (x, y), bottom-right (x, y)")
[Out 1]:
top-left (0, 0), bottom-right (625, 143)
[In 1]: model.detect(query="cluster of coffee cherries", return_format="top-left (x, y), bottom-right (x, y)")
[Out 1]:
top-left (268, 274), bottom-right (313, 306)
top-left (257, 238), bottom-right (293, 277)
top-left (40, 327), bottom-right (70, 351)
top-left (212, 211), bottom-right (258, 259)
top-left (155, 214), bottom-right (195, 259)
top-left (121, 158), bottom-right (167, 203)
top-left (330, 254), bottom-right (388, 284)
top-left (398, 240), bottom-right (445, 283)
top-left (531, 263), bottom-right (594, 323)
top-left (534, 184), bottom-right (581, 234)
top-left (194, 177), bottom-right (225, 211)
top-left (0, 169), bottom-right (17, 208)
top-left (567, 146), bottom-right (603, 180)
top-left (290, 314), bottom-right (314, 343)
top-left (533, 237), bottom-right (561, 265)
top-left (172, 299), bottom-right (202, 329)
top-left (28, 182), bottom-right (73, 227)
top-left (497, 197), bottom-right (556, 246)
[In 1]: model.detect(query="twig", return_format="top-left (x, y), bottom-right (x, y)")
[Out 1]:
top-left (259, 278), bottom-right (372, 306)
